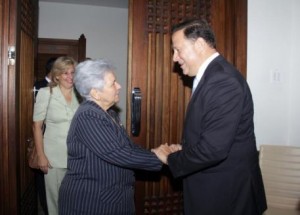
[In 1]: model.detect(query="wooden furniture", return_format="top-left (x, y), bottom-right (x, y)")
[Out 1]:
top-left (259, 145), bottom-right (300, 215)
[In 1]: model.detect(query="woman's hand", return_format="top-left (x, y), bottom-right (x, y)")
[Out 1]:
top-left (33, 120), bottom-right (52, 173)
top-left (37, 153), bottom-right (52, 174)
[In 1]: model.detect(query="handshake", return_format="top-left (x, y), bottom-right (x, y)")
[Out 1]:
top-left (151, 143), bottom-right (182, 164)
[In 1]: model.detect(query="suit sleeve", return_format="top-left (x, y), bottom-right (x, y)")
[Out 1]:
top-left (75, 111), bottom-right (162, 171)
top-left (168, 70), bottom-right (246, 178)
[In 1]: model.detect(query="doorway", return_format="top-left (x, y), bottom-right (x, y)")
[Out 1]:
top-left (36, 34), bottom-right (86, 82)
top-left (38, 0), bottom-right (129, 123)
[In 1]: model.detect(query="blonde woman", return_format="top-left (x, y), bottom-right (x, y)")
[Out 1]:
top-left (33, 56), bottom-right (79, 214)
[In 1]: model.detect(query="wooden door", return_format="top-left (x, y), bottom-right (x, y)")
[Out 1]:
top-left (0, 0), bottom-right (39, 214)
top-left (36, 35), bottom-right (86, 81)
top-left (0, 0), bottom-right (19, 214)
top-left (127, 0), bottom-right (247, 214)
top-left (19, 0), bottom-right (39, 214)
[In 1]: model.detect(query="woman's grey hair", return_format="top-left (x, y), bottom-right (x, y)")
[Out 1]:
top-left (74, 58), bottom-right (116, 100)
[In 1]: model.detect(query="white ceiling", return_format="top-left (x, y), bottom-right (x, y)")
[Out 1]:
top-left (39, 0), bottom-right (128, 8)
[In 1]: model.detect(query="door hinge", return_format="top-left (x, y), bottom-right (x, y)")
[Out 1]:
top-left (8, 46), bottom-right (16, 66)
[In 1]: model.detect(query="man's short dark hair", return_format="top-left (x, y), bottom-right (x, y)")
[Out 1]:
top-left (172, 19), bottom-right (216, 49)
top-left (45, 57), bottom-right (57, 74)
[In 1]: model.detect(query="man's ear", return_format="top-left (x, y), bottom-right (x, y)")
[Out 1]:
top-left (194, 37), bottom-right (206, 52)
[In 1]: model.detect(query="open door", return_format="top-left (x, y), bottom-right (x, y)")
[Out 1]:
top-left (127, 0), bottom-right (247, 214)
top-left (0, 0), bottom-right (19, 213)
top-left (0, 0), bottom-right (39, 214)
top-left (18, 0), bottom-right (39, 214)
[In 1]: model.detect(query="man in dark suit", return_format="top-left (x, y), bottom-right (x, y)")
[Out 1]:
top-left (152, 19), bottom-right (267, 215)
top-left (34, 57), bottom-right (56, 97)
top-left (33, 57), bottom-right (56, 215)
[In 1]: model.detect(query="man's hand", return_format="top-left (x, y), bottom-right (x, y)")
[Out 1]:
top-left (152, 143), bottom-right (182, 164)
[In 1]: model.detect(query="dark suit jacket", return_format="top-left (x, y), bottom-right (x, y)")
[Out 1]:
top-left (168, 55), bottom-right (267, 215)
top-left (59, 101), bottom-right (162, 215)
top-left (34, 78), bottom-right (49, 97)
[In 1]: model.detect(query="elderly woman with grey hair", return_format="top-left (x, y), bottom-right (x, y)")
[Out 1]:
top-left (58, 59), bottom-right (162, 215)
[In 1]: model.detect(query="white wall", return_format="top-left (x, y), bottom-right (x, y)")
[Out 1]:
top-left (248, 0), bottom-right (300, 147)
top-left (38, 2), bottom-right (128, 123)
top-left (40, 1), bottom-right (300, 147)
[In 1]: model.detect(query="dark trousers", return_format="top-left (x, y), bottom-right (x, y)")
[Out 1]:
top-left (35, 170), bottom-right (48, 215)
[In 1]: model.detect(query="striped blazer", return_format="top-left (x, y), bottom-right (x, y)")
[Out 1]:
top-left (59, 100), bottom-right (162, 215)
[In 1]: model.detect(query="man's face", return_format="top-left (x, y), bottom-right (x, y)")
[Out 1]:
top-left (172, 29), bottom-right (200, 77)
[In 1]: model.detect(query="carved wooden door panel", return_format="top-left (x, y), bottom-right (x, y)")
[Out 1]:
top-left (128, 0), bottom-right (211, 214)
top-left (127, 0), bottom-right (247, 214)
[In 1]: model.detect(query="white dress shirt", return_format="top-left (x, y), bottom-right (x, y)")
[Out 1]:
top-left (192, 52), bottom-right (219, 95)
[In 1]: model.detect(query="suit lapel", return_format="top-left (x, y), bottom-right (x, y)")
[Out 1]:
top-left (52, 86), bottom-right (67, 106)
top-left (52, 86), bottom-right (78, 108)
top-left (185, 55), bottom-right (224, 125)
